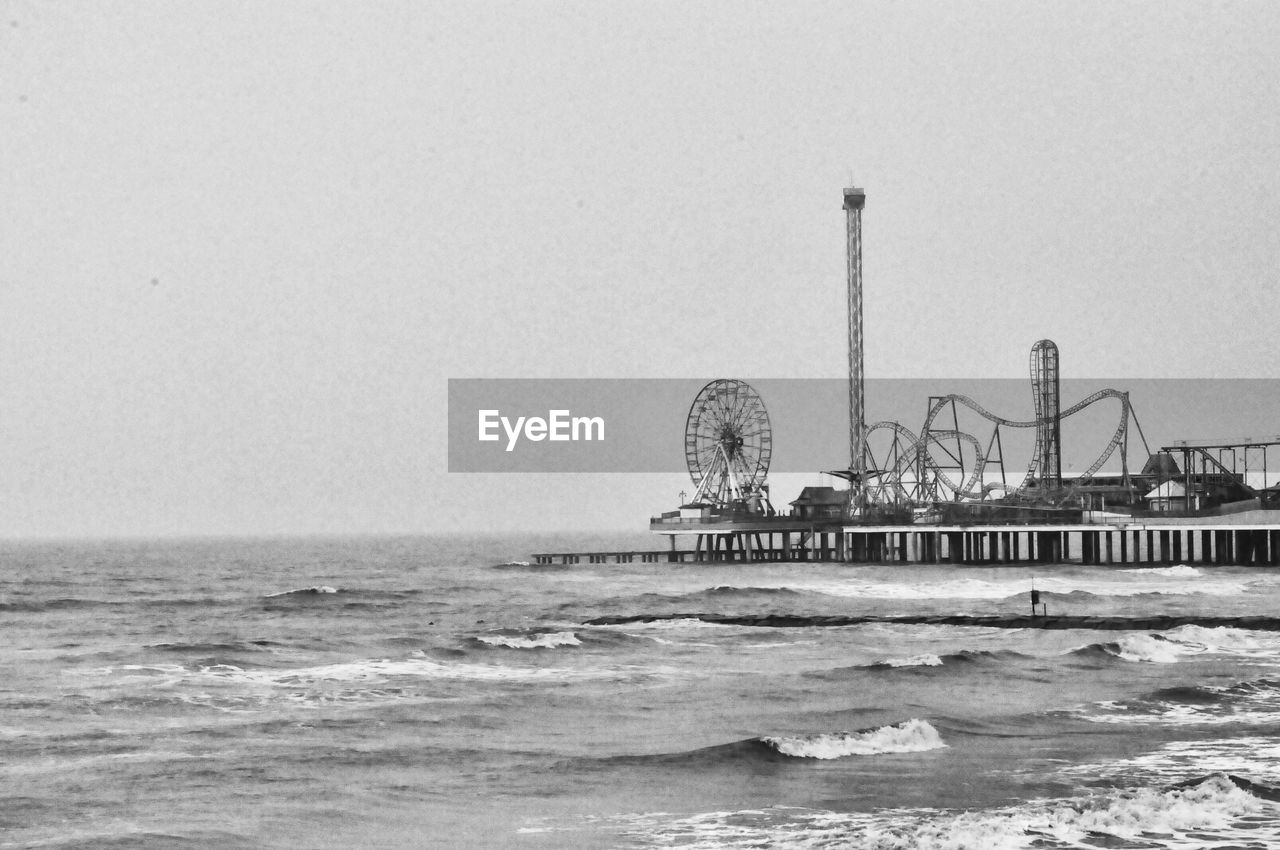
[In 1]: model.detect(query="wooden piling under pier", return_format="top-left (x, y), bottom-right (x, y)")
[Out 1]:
top-left (537, 512), bottom-right (1280, 566)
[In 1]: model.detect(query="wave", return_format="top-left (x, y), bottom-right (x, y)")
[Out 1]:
top-left (0, 598), bottom-right (119, 613)
top-left (762, 719), bottom-right (947, 759)
top-left (83, 651), bottom-right (635, 696)
top-left (866, 649), bottom-right (1028, 670)
top-left (585, 719), bottom-right (947, 772)
top-left (264, 586), bottom-right (339, 597)
top-left (616, 772), bottom-right (1279, 848)
top-left (475, 630), bottom-right (581, 649)
top-left (1070, 625), bottom-right (1280, 665)
top-left (1162, 623), bottom-right (1280, 658)
top-left (1122, 564), bottom-right (1204, 577)
top-left (1077, 677), bottom-right (1280, 726)
top-left (260, 587), bottom-right (429, 614)
top-left (1072, 633), bottom-right (1200, 663)
top-left (146, 640), bottom-right (277, 654)
top-left (491, 560), bottom-right (570, 571)
top-left (701, 585), bottom-right (802, 597)
top-left (870, 653), bottom-right (944, 668)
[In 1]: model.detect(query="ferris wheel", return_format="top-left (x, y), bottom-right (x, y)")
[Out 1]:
top-left (684, 379), bottom-right (772, 508)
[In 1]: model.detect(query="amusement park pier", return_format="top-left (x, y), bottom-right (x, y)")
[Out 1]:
top-left (533, 187), bottom-right (1280, 568)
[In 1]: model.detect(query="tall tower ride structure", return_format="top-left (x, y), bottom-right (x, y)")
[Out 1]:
top-left (844, 187), bottom-right (867, 510)
top-left (1030, 339), bottom-right (1063, 490)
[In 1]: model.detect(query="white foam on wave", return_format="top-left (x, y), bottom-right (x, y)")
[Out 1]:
top-left (85, 653), bottom-right (621, 689)
top-left (763, 718), bottom-right (946, 759)
top-left (1163, 624), bottom-right (1280, 659)
top-left (1106, 633), bottom-right (1202, 663)
top-left (598, 617), bottom-right (751, 632)
top-left (795, 577), bottom-right (1022, 600)
top-left (1074, 626), bottom-right (1280, 666)
top-left (1121, 564), bottom-right (1203, 577)
top-left (477, 631), bottom-right (581, 649)
top-left (874, 653), bottom-right (944, 668)
top-left (264, 585), bottom-right (338, 597)
top-left (1078, 679), bottom-right (1280, 727)
top-left (1069, 737), bottom-right (1280, 788)
top-left (611, 773), bottom-right (1272, 849)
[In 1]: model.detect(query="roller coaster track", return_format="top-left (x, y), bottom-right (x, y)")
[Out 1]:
top-left (866, 421), bottom-right (987, 502)
top-left (867, 388), bottom-right (1134, 505)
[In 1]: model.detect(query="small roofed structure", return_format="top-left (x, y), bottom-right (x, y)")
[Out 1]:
top-left (1144, 479), bottom-right (1194, 512)
top-left (1141, 452), bottom-right (1182, 484)
top-left (790, 486), bottom-right (847, 520)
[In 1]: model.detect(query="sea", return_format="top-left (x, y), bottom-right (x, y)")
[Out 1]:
top-left (6, 532), bottom-right (1280, 849)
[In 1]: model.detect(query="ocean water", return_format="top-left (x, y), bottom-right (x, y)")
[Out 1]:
top-left (6, 534), bottom-right (1280, 848)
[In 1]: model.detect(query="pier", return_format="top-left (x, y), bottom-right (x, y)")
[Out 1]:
top-left (532, 511), bottom-right (1280, 567)
top-left (534, 188), bottom-right (1280, 574)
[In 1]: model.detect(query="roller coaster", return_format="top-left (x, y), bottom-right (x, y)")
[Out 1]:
top-left (861, 340), bottom-right (1153, 510)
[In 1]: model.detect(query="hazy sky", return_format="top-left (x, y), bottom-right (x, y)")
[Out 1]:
top-left (2, 2), bottom-right (1278, 538)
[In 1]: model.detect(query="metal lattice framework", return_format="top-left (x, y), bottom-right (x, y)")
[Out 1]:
top-left (1029, 339), bottom-right (1062, 490)
top-left (861, 383), bottom-right (1145, 508)
top-left (684, 379), bottom-right (772, 508)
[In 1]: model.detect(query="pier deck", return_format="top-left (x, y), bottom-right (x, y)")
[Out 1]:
top-left (533, 511), bottom-right (1280, 566)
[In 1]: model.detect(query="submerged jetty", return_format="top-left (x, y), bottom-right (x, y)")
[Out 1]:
top-left (584, 613), bottom-right (1280, 632)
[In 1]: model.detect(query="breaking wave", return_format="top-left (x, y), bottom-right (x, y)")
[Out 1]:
top-left (701, 585), bottom-right (802, 597)
top-left (861, 649), bottom-right (1028, 670)
top-left (1078, 677), bottom-right (1280, 726)
top-left (761, 719), bottom-right (947, 759)
top-left (871, 653), bottom-right (945, 668)
top-left (475, 631), bottom-right (582, 649)
top-left (1071, 625), bottom-right (1280, 664)
top-left (616, 772), bottom-right (1279, 848)
top-left (1122, 564), bottom-right (1204, 577)
top-left (265, 586), bottom-right (339, 597)
top-left (1083, 633), bottom-right (1200, 663)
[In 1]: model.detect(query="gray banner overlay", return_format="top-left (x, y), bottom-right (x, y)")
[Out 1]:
top-left (448, 378), bottom-right (1280, 473)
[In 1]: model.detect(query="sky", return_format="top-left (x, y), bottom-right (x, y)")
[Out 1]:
top-left (2, 2), bottom-right (1279, 538)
